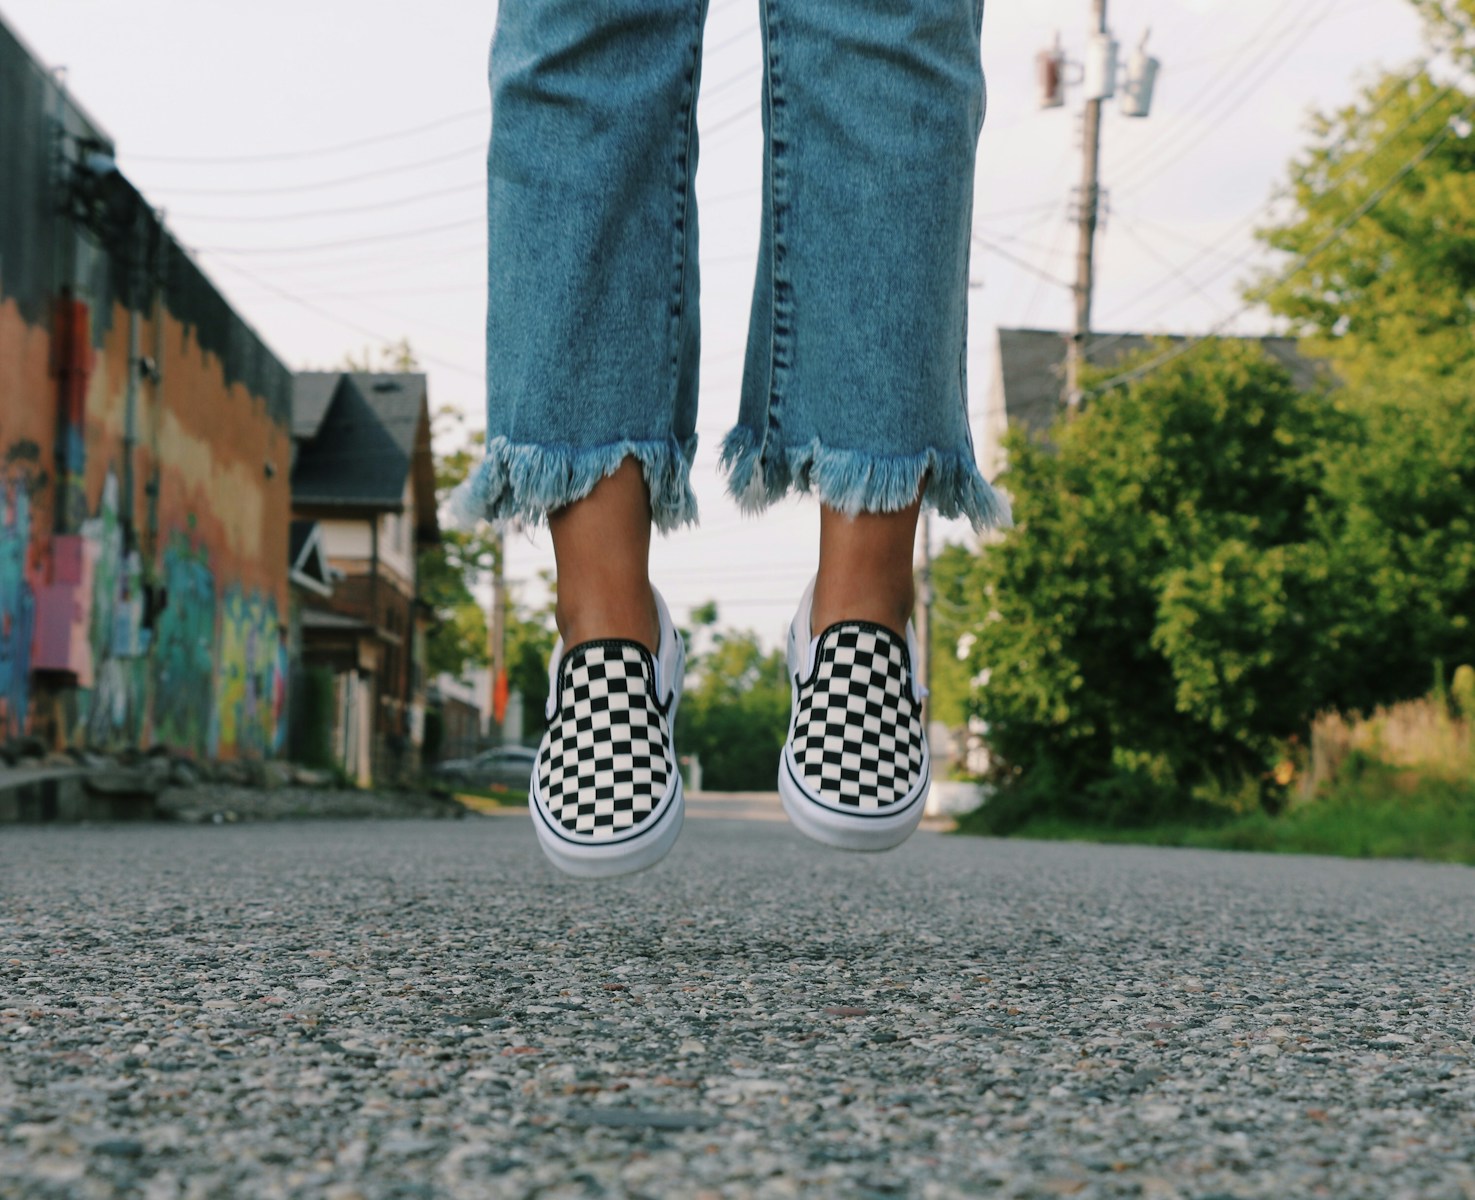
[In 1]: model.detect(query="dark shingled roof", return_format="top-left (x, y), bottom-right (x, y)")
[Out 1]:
top-left (292, 374), bottom-right (340, 440)
top-left (991, 328), bottom-right (1332, 443)
top-left (290, 372), bottom-right (439, 541)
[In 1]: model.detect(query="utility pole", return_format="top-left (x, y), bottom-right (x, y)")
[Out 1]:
top-left (487, 529), bottom-right (507, 741)
top-left (1039, 6), bottom-right (1159, 411)
top-left (1065, 0), bottom-right (1108, 414)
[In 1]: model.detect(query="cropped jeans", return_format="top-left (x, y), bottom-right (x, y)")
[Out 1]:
top-left (456, 0), bottom-right (1011, 533)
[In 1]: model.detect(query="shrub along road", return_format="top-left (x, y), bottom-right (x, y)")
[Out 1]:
top-left (2, 817), bottom-right (1472, 1198)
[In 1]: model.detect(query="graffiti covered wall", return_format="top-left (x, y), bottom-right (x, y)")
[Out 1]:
top-left (1, 15), bottom-right (293, 758)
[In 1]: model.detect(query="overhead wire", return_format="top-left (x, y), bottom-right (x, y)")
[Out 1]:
top-left (1088, 91), bottom-right (1475, 397)
top-left (972, 236), bottom-right (1074, 292)
top-left (171, 180), bottom-right (483, 224)
top-left (204, 255), bottom-right (484, 382)
top-left (121, 107), bottom-right (487, 165)
top-left (1019, 205), bottom-right (1070, 326)
top-left (1088, 61), bottom-right (1458, 358)
top-left (136, 143), bottom-right (485, 198)
top-left (1107, 0), bottom-right (1323, 183)
top-left (198, 216), bottom-right (483, 256)
top-left (1111, 0), bottom-right (1346, 194)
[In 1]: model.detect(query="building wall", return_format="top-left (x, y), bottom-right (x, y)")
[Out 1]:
top-left (318, 518), bottom-right (372, 561)
top-left (0, 17), bottom-right (292, 758)
top-left (378, 479), bottom-right (416, 585)
top-left (319, 568), bottom-right (418, 736)
top-left (319, 510), bottom-right (414, 595)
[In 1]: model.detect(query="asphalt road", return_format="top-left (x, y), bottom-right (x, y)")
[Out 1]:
top-left (2, 811), bottom-right (1473, 1199)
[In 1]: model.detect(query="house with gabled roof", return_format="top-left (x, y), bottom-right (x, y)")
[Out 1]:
top-left (981, 327), bottom-right (1331, 480)
top-left (289, 372), bottom-right (439, 784)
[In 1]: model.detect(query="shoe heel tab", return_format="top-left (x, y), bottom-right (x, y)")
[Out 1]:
top-left (651, 586), bottom-right (683, 708)
top-left (545, 635), bottom-right (565, 722)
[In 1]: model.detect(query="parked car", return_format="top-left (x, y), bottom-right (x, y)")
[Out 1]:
top-left (431, 745), bottom-right (538, 791)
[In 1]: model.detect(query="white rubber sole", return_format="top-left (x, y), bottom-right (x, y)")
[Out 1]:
top-left (531, 777), bottom-right (685, 879)
top-left (778, 750), bottom-right (928, 852)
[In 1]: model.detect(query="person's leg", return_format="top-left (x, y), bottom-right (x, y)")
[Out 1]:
top-left (739, 0), bottom-right (1008, 849)
top-left (458, 0), bottom-right (708, 878)
top-left (454, 0), bottom-right (708, 540)
top-left (550, 460), bottom-right (660, 653)
top-left (722, 0), bottom-right (1009, 538)
top-left (811, 497), bottom-right (921, 638)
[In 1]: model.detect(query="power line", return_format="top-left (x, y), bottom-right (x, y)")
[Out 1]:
top-left (1112, 0), bottom-right (1346, 194)
top-left (1089, 92), bottom-right (1475, 397)
top-left (229, 281), bottom-right (486, 302)
top-left (1107, 1), bottom-right (1317, 183)
top-left (172, 180), bottom-right (484, 224)
top-left (1089, 67), bottom-right (1458, 357)
top-left (204, 255), bottom-right (484, 382)
top-left (703, 20), bottom-right (760, 58)
top-left (1019, 205), bottom-right (1070, 326)
top-left (702, 61), bottom-right (761, 100)
top-left (1115, 217), bottom-right (1230, 321)
top-left (198, 216), bottom-right (482, 256)
top-left (122, 107), bottom-right (487, 165)
top-left (204, 238), bottom-right (488, 277)
top-left (701, 98), bottom-right (761, 138)
top-left (972, 236), bottom-right (1074, 292)
top-left (139, 143), bottom-right (484, 198)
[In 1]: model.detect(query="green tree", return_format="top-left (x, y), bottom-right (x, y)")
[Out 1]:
top-left (675, 606), bottom-right (791, 791)
top-left (419, 413), bottom-right (502, 679)
top-left (969, 341), bottom-right (1344, 824)
top-left (506, 572), bottom-right (558, 742)
top-left (1311, 373), bottom-right (1475, 708)
top-left (1253, 55), bottom-right (1475, 383)
top-left (929, 542), bottom-right (986, 729)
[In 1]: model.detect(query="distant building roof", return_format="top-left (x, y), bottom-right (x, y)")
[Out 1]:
top-left (290, 372), bottom-right (439, 543)
top-left (292, 373), bottom-right (340, 441)
top-left (981, 328), bottom-right (1333, 477)
top-left (994, 327), bottom-right (1327, 436)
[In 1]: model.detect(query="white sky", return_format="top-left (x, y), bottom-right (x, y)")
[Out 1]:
top-left (3, 0), bottom-right (1426, 645)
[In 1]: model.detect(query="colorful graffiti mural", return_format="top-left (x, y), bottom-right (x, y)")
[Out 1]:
top-left (0, 442), bottom-right (43, 738)
top-left (81, 471), bottom-right (149, 747)
top-left (214, 588), bottom-right (286, 758)
top-left (151, 535), bottom-right (217, 755)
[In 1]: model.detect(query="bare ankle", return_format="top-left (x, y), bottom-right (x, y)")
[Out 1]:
top-left (556, 588), bottom-right (660, 654)
top-left (548, 458), bottom-right (661, 653)
top-left (810, 580), bottom-right (913, 639)
top-left (813, 500), bottom-right (922, 638)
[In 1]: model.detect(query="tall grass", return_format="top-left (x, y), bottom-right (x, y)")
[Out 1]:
top-left (956, 668), bottom-right (1475, 865)
top-left (1300, 696), bottom-right (1474, 805)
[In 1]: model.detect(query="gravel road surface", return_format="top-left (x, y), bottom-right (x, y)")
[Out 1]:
top-left (2, 812), bottom-right (1473, 1199)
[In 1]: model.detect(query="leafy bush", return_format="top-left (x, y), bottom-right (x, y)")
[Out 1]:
top-left (675, 627), bottom-right (790, 792)
top-left (966, 340), bottom-right (1474, 827)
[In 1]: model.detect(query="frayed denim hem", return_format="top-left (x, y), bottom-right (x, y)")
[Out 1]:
top-left (719, 426), bottom-right (1012, 531)
top-left (449, 434), bottom-right (700, 533)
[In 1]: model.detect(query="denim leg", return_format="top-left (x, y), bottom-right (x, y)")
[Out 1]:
top-left (455, 0), bottom-right (707, 532)
top-left (721, 0), bottom-right (1011, 530)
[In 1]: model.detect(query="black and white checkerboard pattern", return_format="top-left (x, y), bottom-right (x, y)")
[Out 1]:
top-left (791, 624), bottom-right (925, 810)
top-left (537, 641), bottom-right (671, 840)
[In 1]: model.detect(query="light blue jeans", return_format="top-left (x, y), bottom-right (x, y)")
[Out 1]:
top-left (456, 0), bottom-right (1010, 533)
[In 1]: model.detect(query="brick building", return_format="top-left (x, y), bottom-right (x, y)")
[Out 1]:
top-left (0, 14), bottom-right (293, 758)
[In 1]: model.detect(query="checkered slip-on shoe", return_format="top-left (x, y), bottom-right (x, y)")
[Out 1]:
top-left (530, 589), bottom-right (685, 878)
top-left (778, 579), bottom-right (930, 851)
